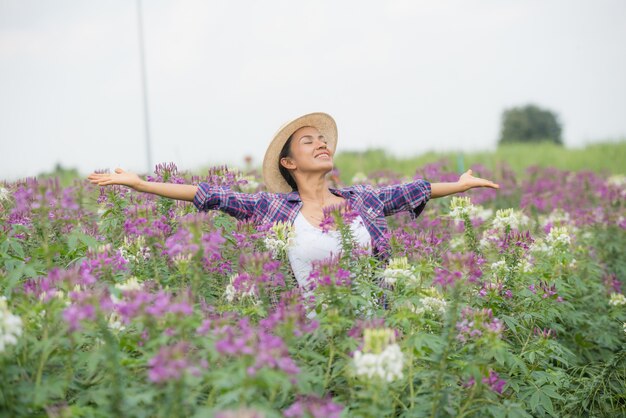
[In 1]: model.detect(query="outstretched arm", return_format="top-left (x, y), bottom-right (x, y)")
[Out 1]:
top-left (430, 169), bottom-right (499, 198)
top-left (87, 168), bottom-right (198, 202)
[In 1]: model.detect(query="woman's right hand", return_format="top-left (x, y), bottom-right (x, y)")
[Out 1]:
top-left (87, 168), bottom-right (143, 191)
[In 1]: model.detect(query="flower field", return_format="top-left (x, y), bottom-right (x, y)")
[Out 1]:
top-left (1, 162), bottom-right (625, 417)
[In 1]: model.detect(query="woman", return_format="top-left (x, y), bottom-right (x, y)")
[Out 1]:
top-left (88, 112), bottom-right (499, 288)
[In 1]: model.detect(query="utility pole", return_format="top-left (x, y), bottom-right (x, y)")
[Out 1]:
top-left (136, 0), bottom-right (153, 173)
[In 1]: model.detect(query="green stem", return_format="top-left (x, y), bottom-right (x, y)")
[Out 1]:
top-left (457, 382), bottom-right (478, 417)
top-left (409, 353), bottom-right (415, 409)
top-left (35, 321), bottom-right (49, 390)
top-left (323, 341), bottom-right (336, 391)
top-left (430, 286), bottom-right (461, 418)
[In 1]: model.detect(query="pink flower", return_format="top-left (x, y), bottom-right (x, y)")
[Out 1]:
top-left (148, 341), bottom-right (206, 383)
top-left (482, 370), bottom-right (506, 394)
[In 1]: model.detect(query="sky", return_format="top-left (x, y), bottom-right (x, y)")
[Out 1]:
top-left (1, 0), bottom-right (625, 180)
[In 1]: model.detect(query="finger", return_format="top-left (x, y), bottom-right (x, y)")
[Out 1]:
top-left (89, 173), bottom-right (109, 179)
top-left (115, 168), bottom-right (124, 174)
top-left (467, 169), bottom-right (473, 175)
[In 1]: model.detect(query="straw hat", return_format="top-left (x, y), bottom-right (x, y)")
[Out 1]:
top-left (262, 112), bottom-right (338, 193)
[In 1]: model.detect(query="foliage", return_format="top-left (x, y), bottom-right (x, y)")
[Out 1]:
top-left (0, 163), bottom-right (625, 417)
top-left (498, 104), bottom-right (563, 146)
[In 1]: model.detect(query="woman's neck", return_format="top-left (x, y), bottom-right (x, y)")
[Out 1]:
top-left (295, 174), bottom-right (336, 206)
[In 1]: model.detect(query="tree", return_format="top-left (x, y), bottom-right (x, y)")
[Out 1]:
top-left (499, 104), bottom-right (563, 145)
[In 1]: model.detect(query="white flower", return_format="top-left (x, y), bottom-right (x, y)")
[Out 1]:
top-left (38, 290), bottom-right (66, 303)
top-left (449, 197), bottom-right (492, 224)
top-left (381, 257), bottom-right (417, 286)
top-left (531, 227), bottom-right (571, 257)
top-left (609, 293), bottom-right (626, 307)
top-left (607, 175), bottom-right (626, 188)
top-left (449, 196), bottom-right (473, 220)
top-left (540, 209), bottom-right (570, 227)
top-left (0, 297), bottom-right (23, 353)
top-left (491, 259), bottom-right (506, 272)
top-left (0, 187), bottom-right (10, 203)
top-left (224, 274), bottom-right (257, 303)
top-left (520, 257), bottom-right (533, 273)
top-left (545, 226), bottom-right (571, 247)
top-left (116, 276), bottom-right (142, 292)
top-left (492, 208), bottom-right (530, 231)
top-left (540, 209), bottom-right (571, 228)
top-left (173, 253), bottom-right (193, 266)
top-left (412, 296), bottom-right (447, 317)
top-left (120, 236), bottom-right (151, 263)
top-left (108, 312), bottom-right (125, 332)
top-left (473, 206), bottom-right (494, 222)
top-left (224, 283), bottom-right (237, 303)
top-left (264, 222), bottom-right (295, 259)
top-left (353, 343), bottom-right (404, 382)
top-left (530, 240), bottom-right (551, 255)
top-left (479, 231), bottom-right (498, 249)
top-left (449, 236), bottom-right (465, 251)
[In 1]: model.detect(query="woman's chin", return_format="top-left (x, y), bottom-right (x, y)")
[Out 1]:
top-left (320, 161), bottom-right (334, 171)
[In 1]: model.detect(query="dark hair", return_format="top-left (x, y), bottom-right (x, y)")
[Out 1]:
top-left (278, 134), bottom-right (298, 191)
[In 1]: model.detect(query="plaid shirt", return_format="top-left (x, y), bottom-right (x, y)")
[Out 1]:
top-left (193, 180), bottom-right (432, 260)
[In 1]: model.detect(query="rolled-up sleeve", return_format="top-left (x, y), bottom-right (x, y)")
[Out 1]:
top-left (377, 179), bottom-right (432, 219)
top-left (193, 183), bottom-right (260, 221)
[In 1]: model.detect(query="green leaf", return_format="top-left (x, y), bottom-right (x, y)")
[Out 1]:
top-left (502, 315), bottom-right (518, 333)
top-left (529, 390), bottom-right (542, 411)
top-left (539, 391), bottom-right (556, 416)
top-left (541, 385), bottom-right (564, 401)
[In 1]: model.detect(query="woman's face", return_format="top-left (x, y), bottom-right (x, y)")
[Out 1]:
top-left (281, 126), bottom-right (334, 175)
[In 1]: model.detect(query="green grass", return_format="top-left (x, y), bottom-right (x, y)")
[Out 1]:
top-left (332, 140), bottom-right (626, 183)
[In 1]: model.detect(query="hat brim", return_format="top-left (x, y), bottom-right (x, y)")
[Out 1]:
top-left (262, 112), bottom-right (338, 194)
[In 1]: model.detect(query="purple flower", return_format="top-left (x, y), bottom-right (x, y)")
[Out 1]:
top-left (603, 273), bottom-right (622, 294)
top-left (214, 317), bottom-right (300, 376)
top-left (534, 327), bottom-right (557, 339)
top-left (114, 289), bottom-right (193, 323)
top-left (498, 230), bottom-right (534, 253)
top-left (433, 268), bottom-right (463, 289)
top-left (433, 252), bottom-right (485, 289)
top-left (463, 376), bottom-right (476, 389)
top-left (235, 253), bottom-right (285, 294)
top-left (62, 303), bottom-right (96, 332)
top-left (147, 341), bottom-right (207, 383)
top-left (532, 280), bottom-right (564, 302)
top-left (307, 255), bottom-right (352, 290)
top-left (456, 307), bottom-right (504, 344)
top-left (482, 370), bottom-right (507, 394)
top-left (79, 246), bottom-right (128, 283)
top-left (319, 201), bottom-right (359, 232)
top-left (284, 395), bottom-right (344, 418)
top-left (149, 162), bottom-right (186, 184)
top-left (260, 290), bottom-right (318, 337)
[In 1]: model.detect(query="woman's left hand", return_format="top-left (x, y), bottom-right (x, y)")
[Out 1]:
top-left (458, 169), bottom-right (500, 191)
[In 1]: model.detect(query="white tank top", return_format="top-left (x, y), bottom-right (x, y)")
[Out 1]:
top-left (287, 211), bottom-right (372, 289)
